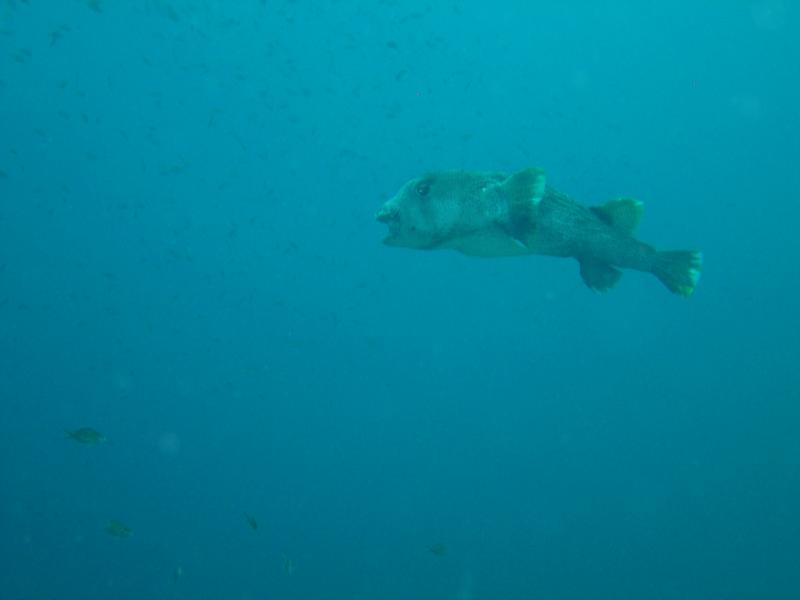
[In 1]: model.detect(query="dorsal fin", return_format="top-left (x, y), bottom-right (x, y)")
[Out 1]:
top-left (500, 167), bottom-right (546, 243)
top-left (591, 198), bottom-right (643, 234)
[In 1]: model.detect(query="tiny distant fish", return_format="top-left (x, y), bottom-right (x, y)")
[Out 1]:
top-left (173, 565), bottom-right (183, 584)
top-left (49, 25), bottom-right (70, 46)
top-left (160, 4), bottom-right (181, 22)
top-left (106, 520), bottom-right (132, 538)
top-left (281, 554), bottom-right (295, 576)
top-left (11, 48), bottom-right (31, 63)
top-left (66, 427), bottom-right (106, 444)
top-left (398, 12), bottom-right (425, 24)
top-left (86, 0), bottom-right (103, 13)
top-left (245, 514), bottom-right (258, 531)
top-left (427, 543), bottom-right (447, 556)
top-left (159, 164), bottom-right (186, 176)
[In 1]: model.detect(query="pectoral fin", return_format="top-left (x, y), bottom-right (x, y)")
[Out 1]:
top-left (578, 259), bottom-right (622, 292)
top-left (500, 167), bottom-right (546, 241)
top-left (591, 198), bottom-right (643, 234)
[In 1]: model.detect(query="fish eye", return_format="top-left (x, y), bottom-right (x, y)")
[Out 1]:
top-left (416, 181), bottom-right (431, 197)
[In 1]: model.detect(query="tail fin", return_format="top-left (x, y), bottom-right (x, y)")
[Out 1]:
top-left (652, 250), bottom-right (702, 297)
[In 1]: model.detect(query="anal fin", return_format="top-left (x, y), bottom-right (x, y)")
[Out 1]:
top-left (578, 260), bottom-right (622, 292)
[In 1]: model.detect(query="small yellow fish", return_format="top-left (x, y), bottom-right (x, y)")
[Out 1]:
top-left (66, 428), bottom-right (106, 444)
top-left (106, 520), bottom-right (132, 538)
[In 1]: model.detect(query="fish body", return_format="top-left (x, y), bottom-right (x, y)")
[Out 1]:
top-left (66, 427), bottom-right (106, 444)
top-left (281, 554), bottom-right (296, 575)
top-left (428, 543), bottom-right (447, 556)
top-left (376, 168), bottom-right (702, 296)
top-left (106, 520), bottom-right (132, 538)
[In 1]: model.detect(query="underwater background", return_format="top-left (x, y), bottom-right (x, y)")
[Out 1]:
top-left (1, 1), bottom-right (798, 598)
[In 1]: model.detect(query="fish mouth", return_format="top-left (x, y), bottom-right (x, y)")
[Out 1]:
top-left (375, 205), bottom-right (397, 224)
top-left (376, 205), bottom-right (401, 243)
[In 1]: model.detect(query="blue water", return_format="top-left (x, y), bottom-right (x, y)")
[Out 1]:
top-left (1, 2), bottom-right (798, 598)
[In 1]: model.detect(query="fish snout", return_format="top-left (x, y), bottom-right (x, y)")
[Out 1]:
top-left (376, 204), bottom-right (398, 224)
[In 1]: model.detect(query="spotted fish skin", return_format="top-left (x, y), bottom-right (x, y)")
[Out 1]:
top-left (376, 168), bottom-right (702, 296)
